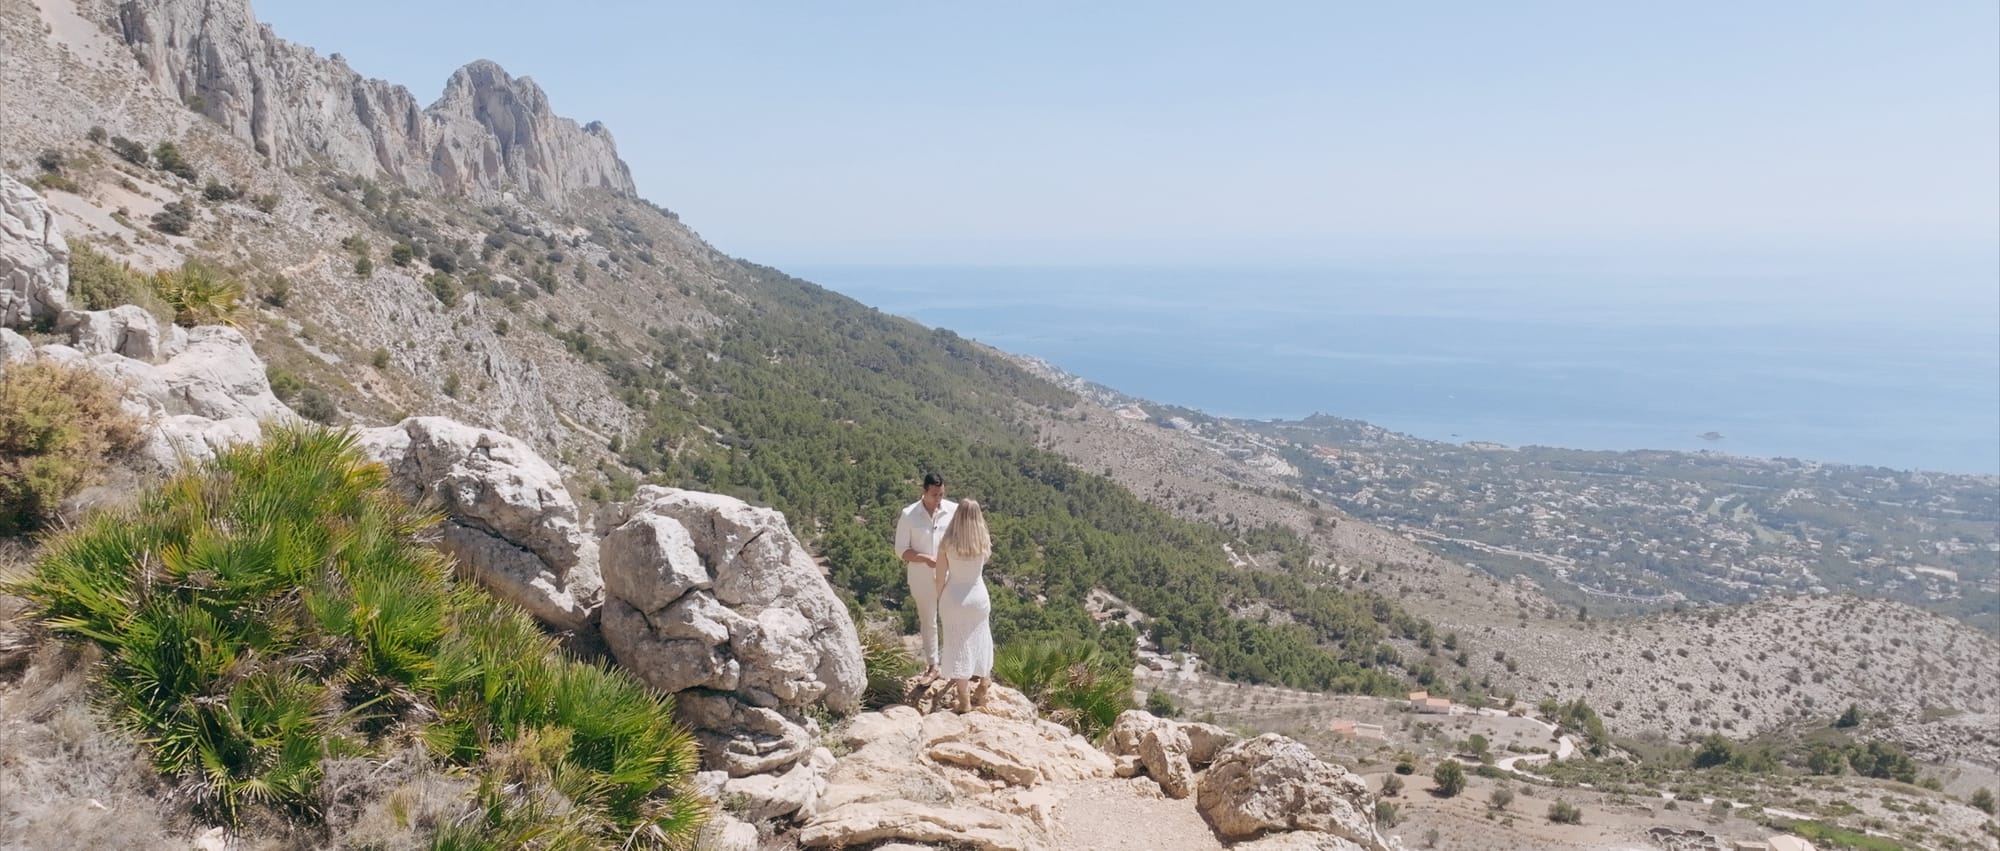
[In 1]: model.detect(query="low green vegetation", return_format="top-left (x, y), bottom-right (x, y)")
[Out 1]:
top-left (993, 637), bottom-right (1133, 740)
top-left (858, 624), bottom-right (920, 709)
top-left (0, 359), bottom-right (141, 535)
top-left (151, 261), bottom-right (242, 327)
top-left (1432, 760), bottom-right (1466, 797)
top-left (67, 241), bottom-right (165, 314)
top-left (1547, 800), bottom-right (1582, 824)
top-left (1781, 819), bottom-right (1905, 851)
top-left (11, 428), bottom-right (706, 845)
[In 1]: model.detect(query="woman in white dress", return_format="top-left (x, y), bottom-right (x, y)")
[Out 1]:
top-left (933, 499), bottom-right (994, 712)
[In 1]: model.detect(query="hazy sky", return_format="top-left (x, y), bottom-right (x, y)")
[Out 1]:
top-left (255, 1), bottom-right (1999, 266)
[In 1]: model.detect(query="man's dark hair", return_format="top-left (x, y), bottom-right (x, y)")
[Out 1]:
top-left (922, 471), bottom-right (945, 489)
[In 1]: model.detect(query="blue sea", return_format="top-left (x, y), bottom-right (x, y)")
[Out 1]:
top-left (799, 255), bottom-right (2000, 475)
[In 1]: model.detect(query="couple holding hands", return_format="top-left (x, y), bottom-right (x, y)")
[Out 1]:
top-left (895, 472), bottom-right (994, 712)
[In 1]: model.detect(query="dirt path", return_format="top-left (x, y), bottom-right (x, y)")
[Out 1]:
top-left (1050, 777), bottom-right (1227, 851)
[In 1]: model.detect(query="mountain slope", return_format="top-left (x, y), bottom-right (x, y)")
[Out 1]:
top-left (0, 0), bottom-right (1438, 697)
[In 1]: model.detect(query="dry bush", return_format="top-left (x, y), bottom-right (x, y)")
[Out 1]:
top-left (0, 643), bottom-right (181, 849)
top-left (0, 359), bottom-right (141, 536)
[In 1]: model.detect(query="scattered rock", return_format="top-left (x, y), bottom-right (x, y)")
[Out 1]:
top-left (59, 306), bottom-right (183, 361)
top-left (1137, 721), bottom-right (1194, 799)
top-left (675, 689), bottom-right (820, 778)
top-left (1, 327), bottom-right (33, 363)
top-left (1233, 831), bottom-right (1371, 851)
top-left (797, 799), bottom-right (1047, 851)
top-left (1196, 734), bottom-right (1384, 851)
top-left (1106, 709), bottom-right (1238, 798)
top-left (0, 172), bottom-right (69, 329)
top-left (719, 746), bottom-right (833, 822)
top-left (699, 812), bottom-right (762, 851)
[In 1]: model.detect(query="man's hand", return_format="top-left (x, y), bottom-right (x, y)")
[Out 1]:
top-left (901, 549), bottom-right (936, 568)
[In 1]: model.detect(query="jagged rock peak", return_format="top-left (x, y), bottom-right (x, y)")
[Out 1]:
top-left (112, 0), bottom-right (635, 205)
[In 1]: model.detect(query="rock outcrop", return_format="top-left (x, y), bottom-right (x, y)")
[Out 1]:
top-left (58, 305), bottom-right (185, 361)
top-left (113, 0), bottom-right (634, 205)
top-left (599, 486), bottom-right (865, 776)
top-left (1195, 734), bottom-right (1387, 851)
top-left (15, 324), bottom-right (295, 472)
top-left (800, 694), bottom-right (1113, 851)
top-left (357, 417), bottom-right (602, 630)
top-left (1, 172), bottom-right (70, 328)
top-left (1106, 709), bottom-right (1240, 800)
top-left (0, 172), bottom-right (300, 488)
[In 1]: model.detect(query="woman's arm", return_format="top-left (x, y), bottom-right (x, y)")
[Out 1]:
top-left (934, 551), bottom-right (950, 596)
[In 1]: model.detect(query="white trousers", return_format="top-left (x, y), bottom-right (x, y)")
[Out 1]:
top-left (907, 562), bottom-right (940, 668)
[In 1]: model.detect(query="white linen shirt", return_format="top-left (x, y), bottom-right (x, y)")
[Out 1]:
top-left (894, 498), bottom-right (958, 562)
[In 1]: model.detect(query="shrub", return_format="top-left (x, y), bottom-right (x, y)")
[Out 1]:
top-left (858, 624), bottom-right (919, 709)
top-left (36, 149), bottom-right (65, 173)
top-left (11, 428), bottom-right (707, 842)
top-left (428, 251), bottom-right (457, 273)
top-left (261, 276), bottom-right (290, 308)
top-left (1490, 786), bottom-right (1515, 811)
top-left (151, 262), bottom-right (241, 327)
top-left (994, 637), bottom-right (1133, 740)
top-left (150, 201), bottom-right (194, 235)
top-left (1835, 704), bottom-right (1863, 728)
top-left (1433, 760), bottom-right (1466, 797)
top-left (442, 372), bottom-right (462, 399)
top-left (0, 360), bottom-right (142, 535)
top-left (32, 173), bottom-right (79, 194)
top-left (265, 366), bottom-right (306, 402)
top-left (370, 348), bottom-right (391, 369)
top-left (1394, 759), bottom-right (1416, 775)
top-left (293, 387), bottom-right (338, 426)
top-left (201, 180), bottom-right (241, 202)
top-left (1373, 800), bottom-right (1400, 828)
top-left (427, 272), bottom-right (462, 307)
top-left (1848, 740), bottom-right (1917, 783)
top-left (110, 136), bottom-right (148, 165)
top-left (354, 255), bottom-right (373, 278)
top-left (1972, 787), bottom-right (1994, 814)
top-left (1693, 733), bottom-right (1735, 769)
top-left (66, 241), bottom-right (161, 313)
top-left (1548, 800), bottom-right (1582, 824)
top-left (1381, 773), bottom-right (1404, 797)
top-left (1145, 690), bottom-right (1179, 718)
top-left (390, 243), bottom-right (415, 267)
top-left (87, 125), bottom-right (108, 144)
top-left (152, 141), bottom-right (197, 182)
top-left (251, 193), bottom-right (278, 214)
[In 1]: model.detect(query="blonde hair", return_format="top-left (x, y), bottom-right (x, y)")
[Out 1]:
top-left (938, 499), bottom-right (992, 561)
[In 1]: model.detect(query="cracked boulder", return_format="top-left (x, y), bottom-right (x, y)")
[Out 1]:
top-left (600, 486), bottom-right (865, 773)
top-left (357, 417), bottom-right (601, 630)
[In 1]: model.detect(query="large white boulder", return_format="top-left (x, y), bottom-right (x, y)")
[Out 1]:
top-left (1195, 734), bottom-right (1387, 851)
top-left (599, 486), bottom-right (865, 762)
top-left (357, 417), bottom-right (601, 629)
top-left (0, 173), bottom-right (69, 329)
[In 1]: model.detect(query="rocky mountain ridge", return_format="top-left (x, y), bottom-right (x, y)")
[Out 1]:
top-left (112, 0), bottom-right (633, 204)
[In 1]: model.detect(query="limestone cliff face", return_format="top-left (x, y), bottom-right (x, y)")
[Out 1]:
top-left (112, 0), bottom-right (633, 204)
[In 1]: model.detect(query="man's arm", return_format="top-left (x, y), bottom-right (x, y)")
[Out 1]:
top-left (894, 510), bottom-right (932, 565)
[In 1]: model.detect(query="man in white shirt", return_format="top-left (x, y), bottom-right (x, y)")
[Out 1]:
top-left (894, 471), bottom-right (957, 677)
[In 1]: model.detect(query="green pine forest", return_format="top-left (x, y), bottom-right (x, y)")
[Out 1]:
top-left (590, 259), bottom-right (1426, 696)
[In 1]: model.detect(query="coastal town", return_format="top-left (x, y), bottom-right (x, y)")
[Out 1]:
top-left (1139, 408), bottom-right (1997, 626)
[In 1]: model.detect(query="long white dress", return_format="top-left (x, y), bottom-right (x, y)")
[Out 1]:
top-left (937, 551), bottom-right (993, 680)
